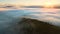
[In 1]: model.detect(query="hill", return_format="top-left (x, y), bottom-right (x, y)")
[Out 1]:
top-left (17, 18), bottom-right (60, 34)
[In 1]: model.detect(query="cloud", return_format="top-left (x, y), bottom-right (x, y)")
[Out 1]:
top-left (23, 9), bottom-right (60, 26)
top-left (0, 8), bottom-right (60, 34)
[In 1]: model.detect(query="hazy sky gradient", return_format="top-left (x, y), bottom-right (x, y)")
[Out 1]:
top-left (0, 0), bottom-right (60, 5)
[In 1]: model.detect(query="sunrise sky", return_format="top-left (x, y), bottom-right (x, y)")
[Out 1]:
top-left (0, 0), bottom-right (60, 6)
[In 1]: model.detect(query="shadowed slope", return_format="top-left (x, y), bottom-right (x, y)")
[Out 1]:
top-left (18, 18), bottom-right (60, 34)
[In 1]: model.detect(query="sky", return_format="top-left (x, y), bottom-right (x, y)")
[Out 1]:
top-left (0, 0), bottom-right (60, 6)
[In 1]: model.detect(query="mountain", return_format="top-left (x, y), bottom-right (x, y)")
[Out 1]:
top-left (21, 6), bottom-right (44, 8)
top-left (54, 5), bottom-right (60, 9)
top-left (0, 5), bottom-right (17, 9)
top-left (18, 18), bottom-right (60, 34)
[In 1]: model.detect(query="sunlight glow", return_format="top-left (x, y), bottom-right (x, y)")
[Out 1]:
top-left (45, 2), bottom-right (54, 8)
top-left (44, 0), bottom-right (57, 8)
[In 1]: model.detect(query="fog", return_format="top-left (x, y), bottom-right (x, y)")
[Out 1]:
top-left (0, 8), bottom-right (60, 34)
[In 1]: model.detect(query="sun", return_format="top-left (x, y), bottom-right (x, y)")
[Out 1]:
top-left (44, 1), bottom-right (55, 8)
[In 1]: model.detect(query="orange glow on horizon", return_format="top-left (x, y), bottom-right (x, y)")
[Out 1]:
top-left (0, 8), bottom-right (7, 10)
